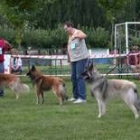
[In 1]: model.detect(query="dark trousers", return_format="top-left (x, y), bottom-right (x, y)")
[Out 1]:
top-left (0, 62), bottom-right (4, 96)
top-left (71, 59), bottom-right (87, 100)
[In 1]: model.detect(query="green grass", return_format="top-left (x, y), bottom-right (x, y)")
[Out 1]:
top-left (0, 77), bottom-right (140, 140)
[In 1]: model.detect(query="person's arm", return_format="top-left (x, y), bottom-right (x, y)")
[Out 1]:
top-left (66, 44), bottom-right (71, 62)
top-left (10, 57), bottom-right (15, 70)
top-left (71, 30), bottom-right (87, 40)
top-left (133, 53), bottom-right (138, 65)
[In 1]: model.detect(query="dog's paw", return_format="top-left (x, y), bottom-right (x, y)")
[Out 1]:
top-left (16, 94), bottom-right (19, 100)
top-left (135, 114), bottom-right (139, 119)
top-left (59, 102), bottom-right (63, 105)
top-left (98, 114), bottom-right (102, 118)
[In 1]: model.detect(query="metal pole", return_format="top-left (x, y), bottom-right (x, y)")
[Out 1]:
top-left (125, 22), bottom-right (129, 54)
top-left (114, 24), bottom-right (118, 52)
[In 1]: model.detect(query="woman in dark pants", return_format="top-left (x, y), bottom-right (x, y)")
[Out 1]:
top-left (63, 21), bottom-right (89, 103)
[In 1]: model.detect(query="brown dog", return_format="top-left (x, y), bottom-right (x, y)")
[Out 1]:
top-left (0, 73), bottom-right (29, 99)
top-left (26, 65), bottom-right (67, 105)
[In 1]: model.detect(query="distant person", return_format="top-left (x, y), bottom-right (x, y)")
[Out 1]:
top-left (10, 49), bottom-right (22, 74)
top-left (63, 21), bottom-right (89, 103)
top-left (0, 38), bottom-right (13, 97)
top-left (128, 46), bottom-right (139, 73)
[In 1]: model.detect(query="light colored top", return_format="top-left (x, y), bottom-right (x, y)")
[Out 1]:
top-left (67, 29), bottom-right (89, 62)
top-left (11, 57), bottom-right (22, 69)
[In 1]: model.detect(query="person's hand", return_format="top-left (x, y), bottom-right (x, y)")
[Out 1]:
top-left (71, 35), bottom-right (76, 41)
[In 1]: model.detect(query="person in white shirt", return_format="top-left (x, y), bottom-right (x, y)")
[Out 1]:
top-left (10, 49), bottom-right (22, 74)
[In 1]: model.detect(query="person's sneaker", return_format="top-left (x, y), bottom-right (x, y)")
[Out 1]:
top-left (73, 98), bottom-right (86, 104)
top-left (68, 97), bottom-right (76, 102)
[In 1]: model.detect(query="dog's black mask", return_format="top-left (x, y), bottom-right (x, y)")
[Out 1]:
top-left (81, 63), bottom-right (94, 83)
top-left (26, 65), bottom-right (36, 79)
top-left (81, 70), bottom-right (91, 81)
top-left (26, 71), bottom-right (31, 76)
top-left (82, 63), bottom-right (104, 84)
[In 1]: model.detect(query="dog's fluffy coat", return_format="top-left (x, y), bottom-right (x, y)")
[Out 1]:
top-left (27, 65), bottom-right (67, 105)
top-left (0, 73), bottom-right (29, 99)
top-left (82, 63), bottom-right (140, 119)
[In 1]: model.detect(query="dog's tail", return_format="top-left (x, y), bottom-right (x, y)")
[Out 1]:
top-left (10, 81), bottom-right (30, 99)
top-left (60, 83), bottom-right (68, 101)
top-left (134, 88), bottom-right (140, 111)
top-left (17, 83), bottom-right (30, 93)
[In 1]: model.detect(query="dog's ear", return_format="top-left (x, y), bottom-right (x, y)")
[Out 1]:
top-left (31, 65), bottom-right (36, 71)
top-left (88, 62), bottom-right (94, 71)
top-left (81, 70), bottom-right (86, 76)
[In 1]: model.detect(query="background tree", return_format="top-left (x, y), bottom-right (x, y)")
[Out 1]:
top-left (0, 0), bottom-right (140, 49)
top-left (0, 0), bottom-right (56, 48)
top-left (97, 0), bottom-right (132, 49)
top-left (30, 0), bottom-right (107, 29)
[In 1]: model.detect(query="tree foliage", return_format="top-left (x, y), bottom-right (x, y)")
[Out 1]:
top-left (0, 0), bottom-right (140, 48)
top-left (97, 0), bottom-right (131, 22)
top-left (0, 0), bottom-right (56, 47)
top-left (30, 0), bottom-right (107, 29)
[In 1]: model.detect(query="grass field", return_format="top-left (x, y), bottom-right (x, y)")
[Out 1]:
top-left (0, 77), bottom-right (140, 140)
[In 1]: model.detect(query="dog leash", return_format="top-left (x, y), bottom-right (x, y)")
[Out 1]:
top-left (88, 52), bottom-right (137, 76)
top-left (87, 58), bottom-right (119, 76)
top-left (105, 52), bottom-right (133, 76)
top-left (106, 63), bottom-right (119, 75)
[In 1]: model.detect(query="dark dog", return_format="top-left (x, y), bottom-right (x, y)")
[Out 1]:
top-left (27, 65), bottom-right (67, 105)
top-left (82, 63), bottom-right (140, 119)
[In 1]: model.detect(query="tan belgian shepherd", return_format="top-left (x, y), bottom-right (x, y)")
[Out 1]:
top-left (82, 63), bottom-right (140, 119)
top-left (26, 65), bottom-right (67, 105)
top-left (0, 73), bottom-right (29, 99)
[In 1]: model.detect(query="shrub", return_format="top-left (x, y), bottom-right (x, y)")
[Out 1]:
top-left (0, 25), bottom-right (110, 49)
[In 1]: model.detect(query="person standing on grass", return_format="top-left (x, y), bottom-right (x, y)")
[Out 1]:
top-left (0, 38), bottom-right (13, 97)
top-left (63, 21), bottom-right (89, 103)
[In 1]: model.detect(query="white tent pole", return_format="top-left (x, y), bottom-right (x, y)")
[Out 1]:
top-left (125, 22), bottom-right (129, 54)
top-left (114, 24), bottom-right (117, 52)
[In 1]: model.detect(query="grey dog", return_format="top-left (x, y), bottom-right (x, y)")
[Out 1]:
top-left (82, 63), bottom-right (140, 119)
